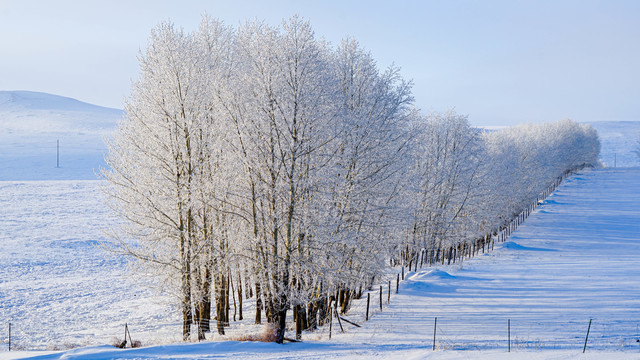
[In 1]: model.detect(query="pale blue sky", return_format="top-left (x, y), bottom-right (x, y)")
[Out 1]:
top-left (1, 0), bottom-right (639, 126)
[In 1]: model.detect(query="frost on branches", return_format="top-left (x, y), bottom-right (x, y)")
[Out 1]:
top-left (102, 16), bottom-right (601, 343)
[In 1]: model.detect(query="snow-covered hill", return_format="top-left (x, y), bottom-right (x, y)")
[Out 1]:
top-left (0, 91), bottom-right (122, 180)
top-left (587, 121), bottom-right (640, 168)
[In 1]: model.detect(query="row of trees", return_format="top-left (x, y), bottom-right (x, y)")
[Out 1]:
top-left (102, 16), bottom-right (600, 343)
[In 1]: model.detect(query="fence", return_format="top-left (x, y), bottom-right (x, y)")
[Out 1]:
top-left (4, 169), bottom-right (608, 352)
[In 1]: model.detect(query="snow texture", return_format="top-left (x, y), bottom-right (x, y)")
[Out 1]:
top-left (588, 121), bottom-right (640, 168)
top-left (2, 168), bottom-right (639, 359)
top-left (0, 91), bottom-right (121, 181)
top-left (1, 92), bottom-right (639, 359)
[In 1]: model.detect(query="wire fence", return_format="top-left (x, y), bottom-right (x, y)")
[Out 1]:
top-left (424, 317), bottom-right (640, 351)
top-left (5, 169), bottom-right (631, 353)
top-left (4, 315), bottom-right (639, 352)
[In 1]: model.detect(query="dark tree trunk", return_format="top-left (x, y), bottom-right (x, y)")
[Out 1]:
top-left (307, 300), bottom-right (317, 330)
top-left (237, 275), bottom-right (243, 321)
top-left (224, 275), bottom-right (230, 325)
top-left (276, 309), bottom-right (287, 344)
top-left (181, 259), bottom-right (192, 341)
top-left (295, 304), bottom-right (304, 340)
top-left (255, 282), bottom-right (262, 324)
top-left (317, 296), bottom-right (328, 326)
top-left (182, 294), bottom-right (192, 341)
top-left (340, 289), bottom-right (351, 314)
top-left (216, 273), bottom-right (226, 335)
top-left (201, 267), bottom-right (212, 332)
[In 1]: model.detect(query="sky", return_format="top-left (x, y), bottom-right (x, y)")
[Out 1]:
top-left (1, 0), bottom-right (639, 126)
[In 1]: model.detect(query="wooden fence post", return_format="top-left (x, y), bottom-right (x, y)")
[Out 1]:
top-left (432, 317), bottom-right (437, 351)
top-left (396, 274), bottom-right (399, 294)
top-left (379, 285), bottom-right (383, 311)
top-left (508, 319), bottom-right (511, 352)
top-left (365, 293), bottom-right (370, 321)
top-left (583, 319), bottom-right (592, 353)
top-left (334, 304), bottom-right (344, 333)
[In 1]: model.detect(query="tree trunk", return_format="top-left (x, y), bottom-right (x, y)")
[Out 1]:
top-left (230, 271), bottom-right (237, 322)
top-left (216, 273), bottom-right (226, 335)
top-left (255, 282), bottom-right (262, 324)
top-left (340, 288), bottom-right (351, 314)
top-left (237, 275), bottom-right (243, 321)
top-left (307, 300), bottom-right (317, 330)
top-left (276, 308), bottom-right (287, 344)
top-left (317, 296), bottom-right (327, 326)
top-left (181, 236), bottom-right (192, 341)
top-left (181, 286), bottom-right (192, 341)
top-left (295, 304), bottom-right (303, 340)
top-left (201, 266), bottom-right (212, 333)
top-left (195, 302), bottom-right (206, 341)
top-left (224, 275), bottom-right (230, 325)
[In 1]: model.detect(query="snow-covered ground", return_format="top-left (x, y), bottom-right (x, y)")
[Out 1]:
top-left (588, 121), bottom-right (640, 168)
top-left (0, 181), bottom-right (181, 350)
top-left (0, 91), bottom-right (121, 181)
top-left (2, 167), bottom-right (639, 359)
top-left (1, 92), bottom-right (640, 359)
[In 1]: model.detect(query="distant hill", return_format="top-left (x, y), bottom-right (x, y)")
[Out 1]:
top-left (587, 121), bottom-right (640, 168)
top-left (1, 91), bottom-right (638, 181)
top-left (0, 91), bottom-right (122, 180)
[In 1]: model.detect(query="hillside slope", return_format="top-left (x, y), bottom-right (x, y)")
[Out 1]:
top-left (588, 121), bottom-right (640, 168)
top-left (0, 91), bottom-right (122, 180)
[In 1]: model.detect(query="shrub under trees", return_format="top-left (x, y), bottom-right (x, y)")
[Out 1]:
top-left (102, 16), bottom-right (601, 343)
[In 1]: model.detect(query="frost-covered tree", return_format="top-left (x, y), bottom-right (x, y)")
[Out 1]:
top-left (482, 119), bottom-right (600, 231)
top-left (103, 14), bottom-right (601, 344)
top-left (405, 111), bottom-right (484, 257)
top-left (230, 17), bottom-right (341, 342)
top-left (318, 37), bottom-right (413, 310)
top-left (102, 22), bottom-right (210, 340)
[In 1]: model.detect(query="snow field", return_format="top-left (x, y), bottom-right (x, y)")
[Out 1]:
top-left (321, 168), bottom-right (640, 355)
top-left (589, 121), bottom-right (640, 168)
top-left (1, 168), bottom-right (639, 359)
top-left (0, 181), bottom-right (180, 351)
top-left (0, 91), bottom-right (121, 181)
top-left (1, 91), bottom-right (640, 359)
